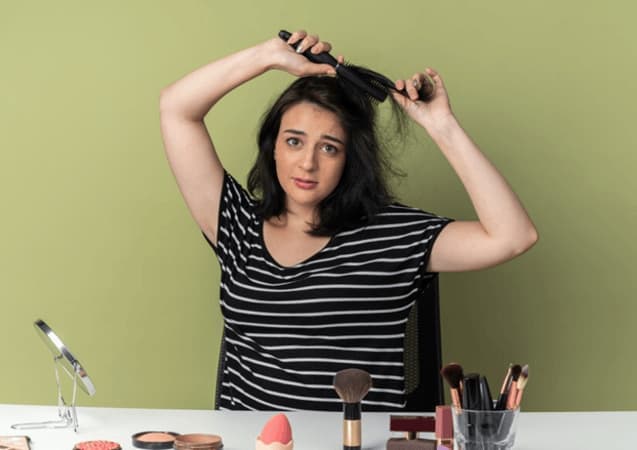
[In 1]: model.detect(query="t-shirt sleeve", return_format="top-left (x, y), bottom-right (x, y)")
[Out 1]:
top-left (202, 171), bottom-right (256, 268)
top-left (416, 211), bottom-right (454, 275)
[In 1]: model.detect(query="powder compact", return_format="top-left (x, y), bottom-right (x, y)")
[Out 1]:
top-left (132, 431), bottom-right (180, 449)
top-left (173, 433), bottom-right (223, 449)
top-left (73, 441), bottom-right (122, 450)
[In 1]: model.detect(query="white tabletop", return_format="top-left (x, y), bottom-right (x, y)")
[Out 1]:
top-left (1, 404), bottom-right (635, 450)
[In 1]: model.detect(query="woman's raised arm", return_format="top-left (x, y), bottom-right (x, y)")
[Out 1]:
top-left (159, 31), bottom-right (335, 245)
top-left (393, 68), bottom-right (539, 272)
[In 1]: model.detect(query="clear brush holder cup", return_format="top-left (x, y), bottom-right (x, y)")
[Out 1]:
top-left (452, 406), bottom-right (520, 450)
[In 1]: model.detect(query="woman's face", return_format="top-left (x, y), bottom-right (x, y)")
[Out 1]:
top-left (274, 101), bottom-right (347, 214)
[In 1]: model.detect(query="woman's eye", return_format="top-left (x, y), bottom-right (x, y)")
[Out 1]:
top-left (286, 137), bottom-right (301, 147)
top-left (321, 144), bottom-right (338, 154)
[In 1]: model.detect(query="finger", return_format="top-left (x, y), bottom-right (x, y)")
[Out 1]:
top-left (426, 67), bottom-right (444, 88)
top-left (336, 55), bottom-right (345, 65)
top-left (390, 89), bottom-right (411, 109)
top-left (394, 79), bottom-right (405, 91)
top-left (288, 30), bottom-right (307, 46)
top-left (296, 34), bottom-right (319, 53)
top-left (411, 74), bottom-right (422, 91)
top-left (306, 34), bottom-right (319, 46)
top-left (405, 76), bottom-right (419, 101)
top-left (310, 41), bottom-right (332, 54)
top-left (302, 61), bottom-right (337, 77)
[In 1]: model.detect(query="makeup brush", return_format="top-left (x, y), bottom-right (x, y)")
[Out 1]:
top-left (333, 368), bottom-right (372, 450)
top-left (461, 373), bottom-right (482, 411)
top-left (440, 363), bottom-right (464, 409)
top-left (494, 364), bottom-right (513, 410)
top-left (505, 364), bottom-right (522, 410)
top-left (514, 365), bottom-right (529, 409)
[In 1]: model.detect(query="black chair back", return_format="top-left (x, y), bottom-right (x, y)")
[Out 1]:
top-left (403, 274), bottom-right (444, 411)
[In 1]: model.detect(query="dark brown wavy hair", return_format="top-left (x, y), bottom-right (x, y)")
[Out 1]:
top-left (248, 73), bottom-right (406, 236)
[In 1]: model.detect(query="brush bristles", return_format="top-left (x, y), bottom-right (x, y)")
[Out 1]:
top-left (510, 364), bottom-right (522, 382)
top-left (517, 365), bottom-right (529, 390)
top-left (440, 363), bottom-right (464, 389)
top-left (333, 368), bottom-right (372, 404)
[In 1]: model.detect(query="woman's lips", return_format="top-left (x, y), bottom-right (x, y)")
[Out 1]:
top-left (293, 178), bottom-right (318, 189)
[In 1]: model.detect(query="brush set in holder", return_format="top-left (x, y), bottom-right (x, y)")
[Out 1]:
top-left (441, 363), bottom-right (529, 450)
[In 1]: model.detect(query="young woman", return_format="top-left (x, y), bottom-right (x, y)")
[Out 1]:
top-left (159, 30), bottom-right (538, 411)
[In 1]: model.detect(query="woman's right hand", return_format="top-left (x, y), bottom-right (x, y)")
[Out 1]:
top-left (267, 30), bottom-right (337, 77)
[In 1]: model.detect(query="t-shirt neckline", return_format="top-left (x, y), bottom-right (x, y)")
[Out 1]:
top-left (259, 218), bottom-right (337, 270)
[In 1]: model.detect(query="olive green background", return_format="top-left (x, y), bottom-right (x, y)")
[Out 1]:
top-left (1, 1), bottom-right (635, 412)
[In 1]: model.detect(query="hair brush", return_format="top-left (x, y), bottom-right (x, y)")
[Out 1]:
top-left (278, 30), bottom-right (434, 103)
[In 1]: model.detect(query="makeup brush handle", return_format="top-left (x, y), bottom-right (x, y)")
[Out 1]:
top-left (494, 392), bottom-right (508, 410)
top-left (341, 402), bottom-right (362, 450)
top-left (506, 382), bottom-right (519, 410)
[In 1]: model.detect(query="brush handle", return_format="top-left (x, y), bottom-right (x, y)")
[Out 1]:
top-left (506, 381), bottom-right (519, 410)
top-left (479, 376), bottom-right (494, 411)
top-left (278, 30), bottom-right (387, 101)
top-left (342, 402), bottom-right (362, 450)
top-left (278, 30), bottom-right (338, 66)
top-left (494, 392), bottom-right (508, 411)
top-left (277, 30), bottom-right (433, 102)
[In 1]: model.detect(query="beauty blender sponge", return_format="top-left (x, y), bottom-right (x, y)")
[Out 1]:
top-left (256, 413), bottom-right (293, 450)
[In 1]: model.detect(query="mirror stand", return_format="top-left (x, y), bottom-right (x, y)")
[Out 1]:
top-left (12, 354), bottom-right (81, 432)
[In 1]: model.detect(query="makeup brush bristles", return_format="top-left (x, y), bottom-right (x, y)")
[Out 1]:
top-left (440, 363), bottom-right (464, 390)
top-left (517, 365), bottom-right (529, 389)
top-left (333, 368), bottom-right (372, 404)
top-left (514, 365), bottom-right (529, 408)
top-left (510, 364), bottom-right (522, 382)
top-left (440, 363), bottom-right (464, 409)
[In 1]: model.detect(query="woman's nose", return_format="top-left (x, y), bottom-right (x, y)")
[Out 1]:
top-left (300, 147), bottom-right (318, 171)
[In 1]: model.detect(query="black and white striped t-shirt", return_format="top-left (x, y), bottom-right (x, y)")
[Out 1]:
top-left (207, 172), bottom-right (452, 411)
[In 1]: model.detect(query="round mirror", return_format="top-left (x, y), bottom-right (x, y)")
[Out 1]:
top-left (34, 319), bottom-right (96, 396)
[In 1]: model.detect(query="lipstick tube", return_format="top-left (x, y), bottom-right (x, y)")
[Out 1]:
top-left (435, 406), bottom-right (453, 450)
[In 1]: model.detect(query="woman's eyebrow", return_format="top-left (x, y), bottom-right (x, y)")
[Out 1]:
top-left (283, 129), bottom-right (345, 145)
top-left (322, 134), bottom-right (345, 145)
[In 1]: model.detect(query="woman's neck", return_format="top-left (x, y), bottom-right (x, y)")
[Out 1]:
top-left (276, 204), bottom-right (318, 232)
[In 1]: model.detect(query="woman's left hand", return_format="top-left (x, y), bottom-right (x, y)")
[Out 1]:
top-left (392, 68), bottom-right (454, 129)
